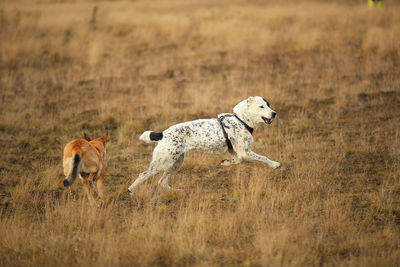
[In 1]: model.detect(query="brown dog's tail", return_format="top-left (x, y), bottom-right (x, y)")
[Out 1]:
top-left (63, 154), bottom-right (80, 187)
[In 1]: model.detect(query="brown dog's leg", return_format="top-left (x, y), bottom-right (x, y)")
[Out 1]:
top-left (82, 174), bottom-right (97, 206)
top-left (96, 164), bottom-right (105, 204)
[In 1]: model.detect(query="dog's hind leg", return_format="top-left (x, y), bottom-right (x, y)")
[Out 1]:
top-left (158, 172), bottom-right (172, 190)
top-left (129, 142), bottom-right (185, 196)
top-left (82, 173), bottom-right (97, 206)
top-left (96, 178), bottom-right (104, 204)
top-left (128, 167), bottom-right (161, 196)
top-left (96, 163), bottom-right (105, 205)
top-left (158, 153), bottom-right (185, 191)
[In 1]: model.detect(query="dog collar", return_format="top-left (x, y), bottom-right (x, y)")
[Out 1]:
top-left (233, 113), bottom-right (253, 135)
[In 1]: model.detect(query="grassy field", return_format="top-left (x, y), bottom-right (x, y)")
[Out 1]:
top-left (1, 0), bottom-right (400, 265)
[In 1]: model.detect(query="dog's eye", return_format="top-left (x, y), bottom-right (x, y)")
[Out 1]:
top-left (259, 106), bottom-right (264, 108)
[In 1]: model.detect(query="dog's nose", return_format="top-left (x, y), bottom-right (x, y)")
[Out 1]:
top-left (272, 112), bottom-right (276, 118)
top-left (63, 180), bottom-right (70, 187)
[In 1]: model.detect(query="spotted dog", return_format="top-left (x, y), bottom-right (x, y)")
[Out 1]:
top-left (128, 96), bottom-right (280, 195)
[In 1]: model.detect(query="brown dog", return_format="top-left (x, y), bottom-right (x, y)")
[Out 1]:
top-left (63, 131), bottom-right (107, 206)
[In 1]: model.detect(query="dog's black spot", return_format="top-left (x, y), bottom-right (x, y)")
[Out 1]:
top-left (150, 132), bottom-right (163, 141)
top-left (63, 180), bottom-right (70, 187)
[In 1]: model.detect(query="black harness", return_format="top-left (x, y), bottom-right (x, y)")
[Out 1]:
top-left (217, 113), bottom-right (253, 154)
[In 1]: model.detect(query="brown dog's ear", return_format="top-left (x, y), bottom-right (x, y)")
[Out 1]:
top-left (101, 129), bottom-right (108, 143)
top-left (83, 132), bottom-right (91, 141)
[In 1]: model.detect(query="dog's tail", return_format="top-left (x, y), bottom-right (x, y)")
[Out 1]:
top-left (139, 131), bottom-right (163, 143)
top-left (63, 154), bottom-right (81, 187)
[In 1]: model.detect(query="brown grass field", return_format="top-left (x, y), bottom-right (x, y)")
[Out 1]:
top-left (1, 0), bottom-right (400, 266)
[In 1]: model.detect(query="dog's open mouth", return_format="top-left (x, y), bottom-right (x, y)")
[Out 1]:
top-left (262, 116), bottom-right (273, 124)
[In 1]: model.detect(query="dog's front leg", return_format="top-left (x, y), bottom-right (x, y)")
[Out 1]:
top-left (238, 150), bottom-right (281, 169)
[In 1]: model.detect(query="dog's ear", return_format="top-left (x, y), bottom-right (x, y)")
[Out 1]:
top-left (83, 132), bottom-right (91, 141)
top-left (101, 129), bottom-right (108, 143)
top-left (247, 96), bottom-right (255, 106)
top-left (262, 97), bottom-right (270, 107)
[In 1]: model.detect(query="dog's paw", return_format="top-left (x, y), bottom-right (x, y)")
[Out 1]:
top-left (220, 159), bottom-right (232, 166)
top-left (128, 187), bottom-right (135, 197)
top-left (220, 158), bottom-right (241, 166)
top-left (270, 161), bottom-right (281, 169)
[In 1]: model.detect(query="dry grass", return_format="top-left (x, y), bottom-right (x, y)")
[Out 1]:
top-left (1, 0), bottom-right (400, 266)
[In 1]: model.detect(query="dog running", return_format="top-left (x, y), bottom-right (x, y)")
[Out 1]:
top-left (128, 96), bottom-right (280, 196)
top-left (63, 131), bottom-right (107, 206)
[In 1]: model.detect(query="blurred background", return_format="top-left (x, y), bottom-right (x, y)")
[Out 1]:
top-left (0, 0), bottom-right (399, 265)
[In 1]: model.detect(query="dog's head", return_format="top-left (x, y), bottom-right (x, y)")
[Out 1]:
top-left (84, 130), bottom-right (108, 157)
top-left (233, 96), bottom-right (277, 128)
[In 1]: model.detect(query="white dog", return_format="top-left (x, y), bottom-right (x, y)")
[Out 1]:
top-left (128, 96), bottom-right (281, 195)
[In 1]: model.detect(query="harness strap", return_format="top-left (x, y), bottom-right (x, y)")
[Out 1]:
top-left (218, 113), bottom-right (254, 154)
top-left (218, 116), bottom-right (234, 154)
top-left (233, 113), bottom-right (253, 135)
